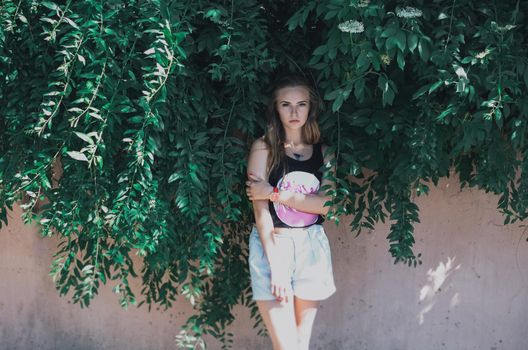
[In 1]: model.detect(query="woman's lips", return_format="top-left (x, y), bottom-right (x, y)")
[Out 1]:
top-left (289, 120), bottom-right (300, 123)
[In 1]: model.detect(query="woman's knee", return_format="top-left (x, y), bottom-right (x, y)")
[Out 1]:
top-left (257, 300), bottom-right (298, 349)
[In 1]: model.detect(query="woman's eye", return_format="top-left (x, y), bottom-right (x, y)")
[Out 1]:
top-left (298, 102), bottom-right (307, 107)
top-left (280, 103), bottom-right (289, 107)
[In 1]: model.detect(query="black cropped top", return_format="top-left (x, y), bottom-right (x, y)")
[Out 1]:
top-left (268, 143), bottom-right (325, 228)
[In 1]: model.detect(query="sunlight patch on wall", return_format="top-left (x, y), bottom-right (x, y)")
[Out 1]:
top-left (418, 257), bottom-right (461, 325)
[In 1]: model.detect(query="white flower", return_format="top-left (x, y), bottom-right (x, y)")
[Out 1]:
top-left (380, 54), bottom-right (391, 65)
top-left (357, 0), bottom-right (370, 7)
top-left (338, 20), bottom-right (364, 34)
top-left (396, 6), bottom-right (423, 19)
top-left (497, 24), bottom-right (516, 32)
top-left (476, 49), bottom-right (490, 59)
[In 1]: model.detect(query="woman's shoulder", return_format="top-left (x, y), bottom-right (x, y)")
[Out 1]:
top-left (247, 136), bottom-right (270, 178)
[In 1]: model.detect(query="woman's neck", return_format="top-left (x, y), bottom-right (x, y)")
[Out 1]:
top-left (284, 130), bottom-right (303, 146)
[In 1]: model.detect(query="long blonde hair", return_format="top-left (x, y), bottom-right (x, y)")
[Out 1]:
top-left (263, 75), bottom-right (323, 176)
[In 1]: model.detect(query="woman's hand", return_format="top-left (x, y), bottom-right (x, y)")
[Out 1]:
top-left (270, 266), bottom-right (293, 304)
top-left (268, 239), bottom-right (294, 304)
top-left (246, 173), bottom-right (273, 201)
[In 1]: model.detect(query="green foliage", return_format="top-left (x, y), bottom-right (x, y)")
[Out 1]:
top-left (1, 0), bottom-right (527, 347)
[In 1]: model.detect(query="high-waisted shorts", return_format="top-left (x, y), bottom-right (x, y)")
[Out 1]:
top-left (248, 224), bottom-right (336, 301)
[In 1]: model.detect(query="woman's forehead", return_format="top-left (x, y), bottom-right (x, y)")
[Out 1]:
top-left (276, 86), bottom-right (310, 101)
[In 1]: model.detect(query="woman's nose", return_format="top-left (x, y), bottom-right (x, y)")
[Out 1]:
top-left (291, 106), bottom-right (298, 115)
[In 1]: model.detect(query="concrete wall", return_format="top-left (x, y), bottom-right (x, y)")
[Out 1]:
top-left (1, 176), bottom-right (527, 350)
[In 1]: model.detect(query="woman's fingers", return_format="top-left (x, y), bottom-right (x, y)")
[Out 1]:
top-left (271, 282), bottom-right (291, 304)
top-left (246, 182), bottom-right (254, 199)
top-left (246, 179), bottom-right (273, 201)
top-left (279, 287), bottom-right (290, 305)
top-left (246, 186), bottom-right (253, 199)
top-left (271, 283), bottom-right (278, 297)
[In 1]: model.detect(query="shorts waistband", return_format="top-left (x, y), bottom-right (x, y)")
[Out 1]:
top-left (252, 224), bottom-right (323, 238)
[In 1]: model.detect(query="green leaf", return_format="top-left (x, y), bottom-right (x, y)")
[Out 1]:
top-left (381, 25), bottom-right (399, 38)
top-left (428, 81), bottom-right (443, 94)
top-left (324, 89), bottom-right (339, 101)
top-left (395, 30), bottom-right (406, 52)
top-left (378, 75), bottom-right (396, 106)
top-left (74, 132), bottom-right (94, 145)
top-left (354, 77), bottom-right (366, 101)
top-left (204, 9), bottom-right (224, 23)
top-left (436, 106), bottom-right (453, 121)
top-left (168, 173), bottom-right (182, 183)
top-left (66, 151), bottom-right (89, 162)
top-left (313, 45), bottom-right (327, 56)
top-left (412, 85), bottom-right (429, 100)
top-left (332, 94), bottom-right (344, 112)
top-left (418, 38), bottom-right (431, 62)
top-left (396, 50), bottom-right (405, 70)
top-left (356, 52), bottom-right (370, 72)
top-left (386, 36), bottom-right (398, 51)
top-left (407, 32), bottom-right (419, 53)
top-left (41, 1), bottom-right (59, 11)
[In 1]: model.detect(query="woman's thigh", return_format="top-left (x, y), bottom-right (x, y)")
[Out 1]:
top-left (294, 297), bottom-right (320, 350)
top-left (257, 300), bottom-right (298, 350)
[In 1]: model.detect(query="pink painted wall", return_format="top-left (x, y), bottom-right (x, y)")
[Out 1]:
top-left (1, 176), bottom-right (527, 349)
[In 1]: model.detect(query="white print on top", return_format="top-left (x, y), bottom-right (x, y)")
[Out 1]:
top-left (273, 171), bottom-right (320, 227)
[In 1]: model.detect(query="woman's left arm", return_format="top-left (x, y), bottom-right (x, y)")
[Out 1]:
top-left (246, 145), bottom-right (336, 216)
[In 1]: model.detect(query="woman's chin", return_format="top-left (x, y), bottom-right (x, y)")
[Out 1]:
top-left (284, 122), bottom-right (305, 130)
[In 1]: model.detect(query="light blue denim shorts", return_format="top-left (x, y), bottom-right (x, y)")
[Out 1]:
top-left (248, 224), bottom-right (336, 301)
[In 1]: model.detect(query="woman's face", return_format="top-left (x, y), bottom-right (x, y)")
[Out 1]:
top-left (275, 86), bottom-right (311, 131)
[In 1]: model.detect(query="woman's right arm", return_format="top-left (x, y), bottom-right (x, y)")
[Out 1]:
top-left (247, 138), bottom-right (292, 302)
top-left (247, 138), bottom-right (276, 262)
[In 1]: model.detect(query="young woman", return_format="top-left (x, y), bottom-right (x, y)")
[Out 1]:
top-left (246, 75), bottom-right (336, 350)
